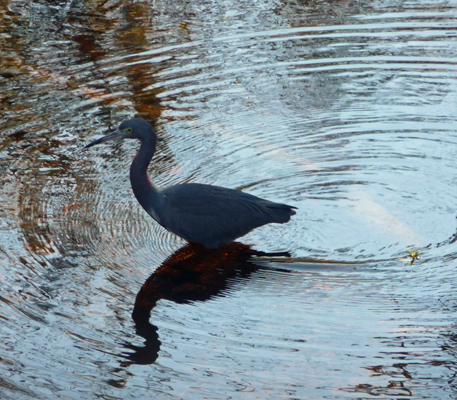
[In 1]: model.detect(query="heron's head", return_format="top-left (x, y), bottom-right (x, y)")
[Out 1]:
top-left (84, 118), bottom-right (156, 149)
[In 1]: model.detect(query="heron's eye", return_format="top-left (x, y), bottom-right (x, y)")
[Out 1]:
top-left (125, 128), bottom-right (133, 135)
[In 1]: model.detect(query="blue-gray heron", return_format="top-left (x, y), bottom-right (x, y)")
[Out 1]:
top-left (85, 118), bottom-right (296, 248)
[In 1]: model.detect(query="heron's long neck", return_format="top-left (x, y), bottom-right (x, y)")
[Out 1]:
top-left (129, 137), bottom-right (164, 220)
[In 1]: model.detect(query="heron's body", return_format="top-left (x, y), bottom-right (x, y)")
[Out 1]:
top-left (85, 118), bottom-right (296, 249)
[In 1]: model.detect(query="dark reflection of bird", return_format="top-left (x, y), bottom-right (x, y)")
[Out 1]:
top-left (85, 118), bottom-right (297, 249)
top-left (121, 242), bottom-right (290, 365)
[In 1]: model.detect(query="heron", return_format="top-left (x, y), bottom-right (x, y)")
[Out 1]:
top-left (84, 118), bottom-right (296, 249)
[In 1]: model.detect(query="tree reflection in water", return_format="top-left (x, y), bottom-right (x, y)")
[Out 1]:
top-left (122, 243), bottom-right (290, 365)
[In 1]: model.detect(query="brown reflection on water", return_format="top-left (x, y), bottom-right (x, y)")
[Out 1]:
top-left (115, 2), bottom-right (163, 120)
top-left (2, 0), bottom-right (167, 262)
top-left (1, 1), bottom-right (164, 135)
top-left (124, 242), bottom-right (290, 365)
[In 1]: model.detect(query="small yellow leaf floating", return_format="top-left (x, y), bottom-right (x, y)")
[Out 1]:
top-left (407, 249), bottom-right (420, 265)
top-left (400, 249), bottom-right (421, 265)
top-left (180, 22), bottom-right (188, 29)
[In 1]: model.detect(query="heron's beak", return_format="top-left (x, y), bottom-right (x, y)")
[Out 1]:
top-left (84, 130), bottom-right (124, 149)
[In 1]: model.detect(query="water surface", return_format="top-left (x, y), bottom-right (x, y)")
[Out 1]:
top-left (1, 0), bottom-right (456, 398)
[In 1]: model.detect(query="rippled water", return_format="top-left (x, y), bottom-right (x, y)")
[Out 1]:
top-left (1, 0), bottom-right (457, 398)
